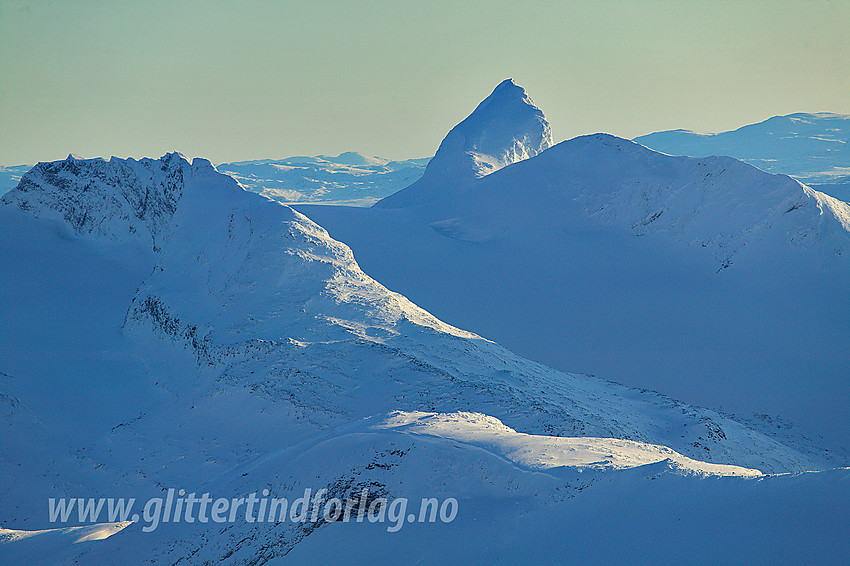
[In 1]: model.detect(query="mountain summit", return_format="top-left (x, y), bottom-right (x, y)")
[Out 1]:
top-left (375, 79), bottom-right (552, 208)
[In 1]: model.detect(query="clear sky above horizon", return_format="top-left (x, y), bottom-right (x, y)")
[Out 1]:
top-left (1, 0), bottom-right (848, 165)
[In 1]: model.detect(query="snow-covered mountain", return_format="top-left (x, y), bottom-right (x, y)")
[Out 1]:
top-left (418, 132), bottom-right (850, 270)
top-left (374, 79), bottom-right (552, 208)
top-left (3, 153), bottom-right (847, 563)
top-left (0, 153), bottom-right (429, 207)
top-left (3, 152), bottom-right (189, 252)
top-left (300, 83), bottom-right (850, 457)
top-left (635, 112), bottom-right (850, 201)
top-left (217, 152), bottom-right (429, 207)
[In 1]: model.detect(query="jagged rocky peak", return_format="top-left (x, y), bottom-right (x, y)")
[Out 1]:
top-left (0, 152), bottom-right (229, 251)
top-left (375, 79), bottom-right (552, 208)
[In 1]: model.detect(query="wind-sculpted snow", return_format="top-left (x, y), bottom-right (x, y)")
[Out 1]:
top-left (375, 79), bottom-right (552, 208)
top-left (1, 152), bottom-right (846, 564)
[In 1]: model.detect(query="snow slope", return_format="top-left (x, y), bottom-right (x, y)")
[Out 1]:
top-left (374, 79), bottom-right (552, 208)
top-left (635, 112), bottom-right (850, 200)
top-left (217, 153), bottom-right (429, 207)
top-left (280, 464), bottom-right (850, 566)
top-left (2, 153), bottom-right (845, 563)
top-left (299, 85), bottom-right (850, 455)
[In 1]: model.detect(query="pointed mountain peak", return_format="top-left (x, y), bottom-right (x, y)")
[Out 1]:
top-left (490, 77), bottom-right (521, 94)
top-left (161, 151), bottom-right (189, 166)
top-left (480, 78), bottom-right (533, 104)
top-left (375, 79), bottom-right (552, 208)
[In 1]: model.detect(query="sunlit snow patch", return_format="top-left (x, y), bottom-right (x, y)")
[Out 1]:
top-left (376, 411), bottom-right (763, 477)
top-left (0, 521), bottom-right (132, 545)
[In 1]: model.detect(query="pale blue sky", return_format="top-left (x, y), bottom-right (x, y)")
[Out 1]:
top-left (1, 0), bottom-right (848, 165)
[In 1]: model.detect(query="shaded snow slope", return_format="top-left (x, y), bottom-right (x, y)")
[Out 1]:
top-left (2, 153), bottom-right (842, 563)
top-left (375, 79), bottom-right (552, 208)
top-left (279, 463), bottom-right (850, 566)
top-left (10, 419), bottom-right (846, 564)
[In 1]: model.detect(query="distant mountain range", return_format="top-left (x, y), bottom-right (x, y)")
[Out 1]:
top-left (1, 154), bottom-right (429, 207)
top-left (635, 112), bottom-right (850, 201)
top-left (216, 153), bottom-right (429, 207)
top-left (5, 111), bottom-right (847, 205)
